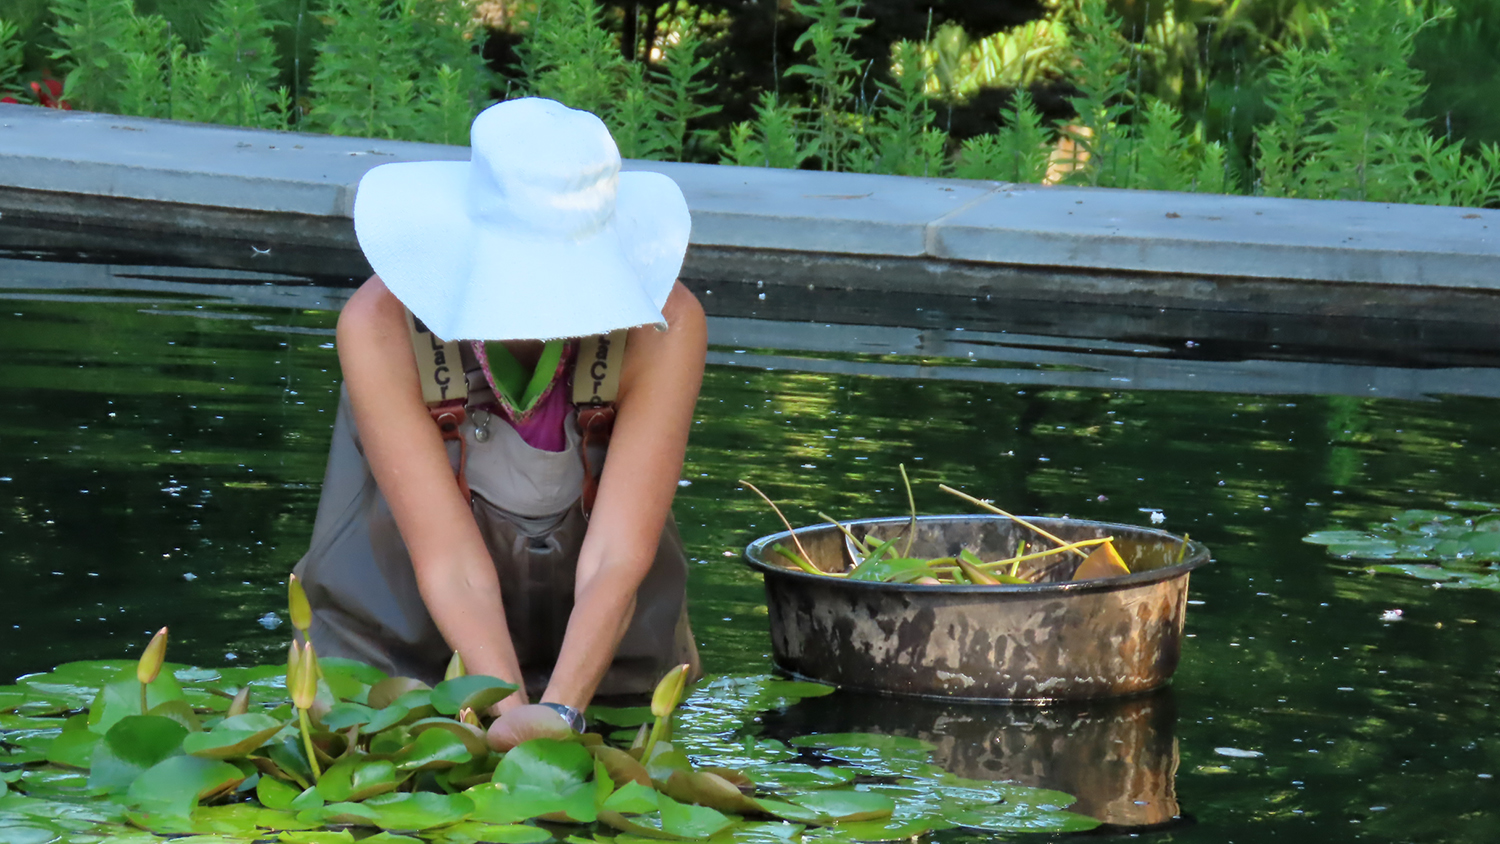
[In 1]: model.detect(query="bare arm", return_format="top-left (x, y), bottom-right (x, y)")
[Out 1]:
top-left (543, 282), bottom-right (707, 708)
top-left (336, 277), bottom-right (530, 707)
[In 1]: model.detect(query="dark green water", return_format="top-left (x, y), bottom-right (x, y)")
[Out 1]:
top-left (3, 259), bottom-right (1500, 842)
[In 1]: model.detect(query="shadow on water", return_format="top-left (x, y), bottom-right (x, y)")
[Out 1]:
top-left (764, 688), bottom-right (1184, 831)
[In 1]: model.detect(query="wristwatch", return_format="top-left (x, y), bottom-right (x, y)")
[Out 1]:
top-left (540, 702), bottom-right (586, 733)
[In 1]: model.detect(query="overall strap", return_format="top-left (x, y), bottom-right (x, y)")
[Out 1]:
top-left (407, 311), bottom-right (472, 505)
top-left (573, 330), bottom-right (628, 517)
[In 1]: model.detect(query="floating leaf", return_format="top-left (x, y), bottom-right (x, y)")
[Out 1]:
top-left (787, 734), bottom-right (934, 755)
top-left (323, 702), bottom-right (377, 731)
top-left (396, 728), bottom-right (473, 772)
top-left (428, 820), bottom-right (555, 844)
top-left (183, 714), bottom-right (287, 759)
top-left (787, 791), bottom-right (894, 823)
top-left (258, 775), bottom-right (302, 810)
top-left (411, 718), bottom-right (490, 757)
top-left (431, 676), bottom-right (518, 716)
top-left (87, 675), bottom-right (186, 735)
top-left (659, 770), bottom-right (759, 814)
top-left (588, 706), bottom-right (655, 728)
top-left (44, 728), bottom-right (100, 769)
top-left (126, 755), bottom-right (244, 817)
top-left (943, 801), bottom-right (1100, 833)
top-left (604, 781), bottom-right (662, 814)
top-left (739, 763), bottom-right (853, 790)
top-left (495, 739), bottom-right (593, 793)
top-left (601, 793), bottom-right (734, 840)
top-left (298, 801), bottom-right (379, 827)
top-left (278, 832), bottom-right (357, 844)
top-left (824, 818), bottom-right (935, 841)
top-left (89, 715), bottom-right (189, 791)
top-left (590, 745), bottom-right (652, 788)
top-left (360, 791), bottom-right (476, 830)
top-left (319, 758), bottom-right (401, 802)
top-left (369, 678), bottom-right (430, 710)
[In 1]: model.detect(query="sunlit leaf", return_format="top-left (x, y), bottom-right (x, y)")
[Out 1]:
top-left (410, 717), bottom-right (490, 757)
top-left (87, 674), bottom-right (187, 735)
top-left (44, 728), bottom-right (100, 769)
top-left (427, 820), bottom-right (555, 844)
top-left (604, 781), bottom-right (662, 814)
top-left (360, 791), bottom-right (476, 830)
top-left (739, 763), bottom-right (853, 790)
top-left (183, 714), bottom-right (286, 759)
top-left (494, 739), bottom-right (593, 793)
top-left (257, 775), bottom-right (302, 810)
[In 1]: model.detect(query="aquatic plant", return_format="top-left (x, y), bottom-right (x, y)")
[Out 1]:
top-left (0, 573), bottom-right (1099, 841)
top-left (738, 471), bottom-right (1152, 586)
top-left (1304, 500), bottom-right (1500, 589)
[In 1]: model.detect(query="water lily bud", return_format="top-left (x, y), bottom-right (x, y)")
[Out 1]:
top-left (137, 627), bottom-right (168, 686)
top-left (286, 640), bottom-right (303, 696)
top-left (650, 663), bottom-right (690, 718)
top-left (288, 575), bottom-right (312, 634)
top-left (444, 650), bottom-right (466, 681)
top-left (293, 643), bottom-right (320, 711)
top-left (227, 685), bottom-right (251, 718)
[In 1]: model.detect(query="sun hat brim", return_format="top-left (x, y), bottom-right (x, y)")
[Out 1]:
top-left (353, 159), bottom-right (691, 342)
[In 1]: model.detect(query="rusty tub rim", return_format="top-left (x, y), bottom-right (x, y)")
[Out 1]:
top-left (743, 514), bottom-right (1211, 595)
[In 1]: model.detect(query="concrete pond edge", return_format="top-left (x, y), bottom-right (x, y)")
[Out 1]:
top-left (2, 104), bottom-right (1498, 323)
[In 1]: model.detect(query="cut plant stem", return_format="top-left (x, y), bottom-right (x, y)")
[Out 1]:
top-left (900, 464), bottom-right (917, 558)
top-left (1176, 533), bottom-right (1192, 564)
top-left (739, 480), bottom-right (814, 567)
top-left (977, 536), bottom-right (1112, 569)
top-left (817, 511), bottom-right (870, 556)
top-left (939, 484), bottom-right (1088, 558)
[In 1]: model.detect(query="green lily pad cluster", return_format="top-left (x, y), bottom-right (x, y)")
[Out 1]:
top-left (1304, 501), bottom-right (1500, 589)
top-left (0, 581), bottom-right (1098, 842)
top-left (0, 664), bottom-right (1100, 842)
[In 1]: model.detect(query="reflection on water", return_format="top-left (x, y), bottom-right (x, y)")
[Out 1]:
top-left (765, 690), bottom-right (1181, 829)
top-left (4, 254), bottom-right (1500, 843)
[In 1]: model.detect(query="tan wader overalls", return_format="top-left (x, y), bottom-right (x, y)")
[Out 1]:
top-left (292, 323), bottom-right (700, 696)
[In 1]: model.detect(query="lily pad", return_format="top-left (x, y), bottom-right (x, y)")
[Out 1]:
top-left (89, 715), bottom-right (190, 791)
top-left (740, 763), bottom-right (853, 791)
top-left (318, 757), bottom-right (401, 802)
top-left (362, 791), bottom-right (476, 831)
top-left (44, 729), bottom-right (100, 769)
top-left (126, 755), bottom-right (245, 817)
top-left (588, 706), bottom-right (654, 728)
top-left (788, 734), bottom-right (935, 755)
top-left (396, 728), bottom-right (473, 772)
top-left (428, 820), bottom-right (555, 844)
top-left (943, 801), bottom-right (1100, 833)
top-left (182, 714), bottom-right (286, 759)
top-left (368, 678), bottom-right (430, 710)
top-left (410, 718), bottom-right (490, 757)
top-left (430, 676), bottom-right (518, 716)
top-left (494, 739), bottom-right (593, 793)
top-left (823, 818), bottom-right (936, 841)
top-left (322, 702), bottom-right (377, 731)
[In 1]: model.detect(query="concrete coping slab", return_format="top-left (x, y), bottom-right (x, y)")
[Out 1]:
top-left (2, 103), bottom-right (1498, 292)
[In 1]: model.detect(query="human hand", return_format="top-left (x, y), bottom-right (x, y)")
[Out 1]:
top-left (486, 703), bottom-right (575, 751)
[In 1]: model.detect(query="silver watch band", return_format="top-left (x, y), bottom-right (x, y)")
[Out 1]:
top-left (540, 702), bottom-right (586, 732)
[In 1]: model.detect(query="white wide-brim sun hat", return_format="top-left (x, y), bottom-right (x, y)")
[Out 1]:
top-left (353, 98), bottom-right (691, 342)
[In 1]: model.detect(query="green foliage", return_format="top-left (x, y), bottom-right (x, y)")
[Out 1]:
top-left (954, 89), bottom-right (1051, 183)
top-left (50, 0), bottom-right (135, 111)
top-left (176, 0), bottom-right (287, 128)
top-left (1305, 501), bottom-right (1500, 590)
top-left (786, 0), bottom-right (871, 170)
top-left (0, 18), bottom-right (22, 94)
top-left (307, 0), bottom-right (482, 143)
top-left (1253, 0), bottom-right (1499, 204)
top-left (0, 659), bottom-right (1096, 841)
top-left (848, 41), bottom-right (947, 178)
top-left (114, 13), bottom-right (182, 120)
top-left (515, 0), bottom-right (631, 120)
top-left (1057, 0), bottom-right (1131, 188)
top-left (647, 32), bottom-right (722, 163)
top-left (721, 92), bottom-right (820, 169)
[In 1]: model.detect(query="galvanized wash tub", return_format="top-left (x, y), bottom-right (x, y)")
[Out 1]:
top-left (743, 515), bottom-right (1211, 702)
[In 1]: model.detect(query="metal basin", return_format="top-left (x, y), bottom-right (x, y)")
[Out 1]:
top-left (743, 515), bottom-right (1211, 702)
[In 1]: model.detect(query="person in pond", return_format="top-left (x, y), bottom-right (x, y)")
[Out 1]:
top-left (292, 98), bottom-right (704, 751)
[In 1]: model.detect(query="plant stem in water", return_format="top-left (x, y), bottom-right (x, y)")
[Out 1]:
top-left (900, 464), bottom-right (917, 557)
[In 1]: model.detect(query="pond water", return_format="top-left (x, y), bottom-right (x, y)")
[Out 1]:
top-left (3, 252), bottom-right (1500, 842)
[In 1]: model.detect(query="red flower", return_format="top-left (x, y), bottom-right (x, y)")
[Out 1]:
top-left (0, 96), bottom-right (18, 105)
top-left (31, 78), bottom-right (69, 110)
